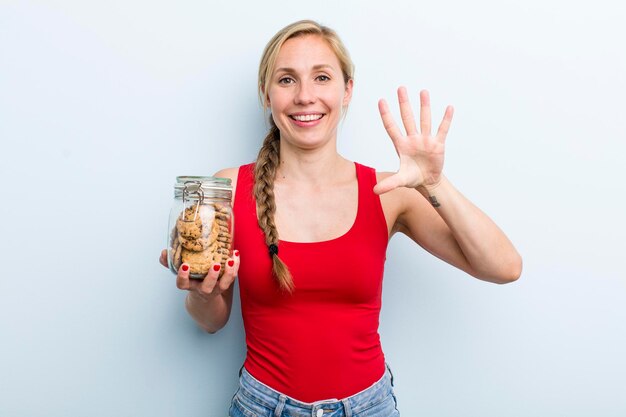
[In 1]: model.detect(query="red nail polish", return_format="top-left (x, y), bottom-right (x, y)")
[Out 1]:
top-left (213, 264), bottom-right (221, 272)
top-left (182, 264), bottom-right (189, 272)
top-left (228, 260), bottom-right (234, 267)
top-left (234, 250), bottom-right (240, 257)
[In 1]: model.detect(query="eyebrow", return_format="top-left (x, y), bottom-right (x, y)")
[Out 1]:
top-left (274, 64), bottom-right (335, 73)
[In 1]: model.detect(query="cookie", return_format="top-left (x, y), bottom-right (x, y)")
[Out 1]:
top-left (171, 237), bottom-right (182, 270)
top-left (181, 248), bottom-right (213, 275)
top-left (169, 225), bottom-right (179, 246)
top-left (181, 204), bottom-right (203, 222)
top-left (177, 218), bottom-right (203, 240)
top-left (214, 203), bottom-right (229, 213)
top-left (213, 251), bottom-right (223, 267)
top-left (207, 240), bottom-right (219, 253)
top-left (215, 212), bottom-right (230, 221)
top-left (177, 204), bottom-right (214, 239)
top-left (179, 235), bottom-right (211, 251)
top-left (216, 235), bottom-right (232, 243)
top-left (217, 240), bottom-right (231, 256)
top-left (217, 244), bottom-right (231, 256)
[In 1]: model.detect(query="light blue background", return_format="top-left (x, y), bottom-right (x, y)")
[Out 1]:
top-left (1, 0), bottom-right (625, 416)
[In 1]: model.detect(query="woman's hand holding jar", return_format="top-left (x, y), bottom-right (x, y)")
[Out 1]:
top-left (159, 248), bottom-right (240, 333)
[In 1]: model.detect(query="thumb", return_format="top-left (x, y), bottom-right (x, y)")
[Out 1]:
top-left (159, 249), bottom-right (168, 268)
top-left (373, 173), bottom-right (405, 195)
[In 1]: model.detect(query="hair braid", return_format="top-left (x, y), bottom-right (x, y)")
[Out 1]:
top-left (253, 119), bottom-right (294, 292)
top-left (254, 20), bottom-right (354, 292)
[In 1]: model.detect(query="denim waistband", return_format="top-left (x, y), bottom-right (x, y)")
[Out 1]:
top-left (237, 364), bottom-right (395, 416)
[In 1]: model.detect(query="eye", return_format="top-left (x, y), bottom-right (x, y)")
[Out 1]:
top-left (278, 77), bottom-right (294, 85)
top-left (316, 75), bottom-right (330, 82)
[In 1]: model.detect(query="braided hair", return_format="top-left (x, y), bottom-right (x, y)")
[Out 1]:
top-left (253, 119), bottom-right (294, 292)
top-left (254, 20), bottom-right (354, 292)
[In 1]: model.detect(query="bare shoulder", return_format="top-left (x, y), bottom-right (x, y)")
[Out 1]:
top-left (375, 171), bottom-right (395, 183)
top-left (374, 171), bottom-right (413, 210)
top-left (213, 167), bottom-right (239, 180)
top-left (213, 167), bottom-right (240, 203)
top-left (374, 170), bottom-right (434, 238)
top-left (374, 171), bottom-right (409, 236)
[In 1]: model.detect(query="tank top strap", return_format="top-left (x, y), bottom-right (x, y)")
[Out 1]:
top-left (232, 163), bottom-right (258, 253)
top-left (234, 163), bottom-right (256, 211)
top-left (354, 162), bottom-right (389, 244)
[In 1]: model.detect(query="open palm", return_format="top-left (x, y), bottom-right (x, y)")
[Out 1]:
top-left (373, 87), bottom-right (454, 195)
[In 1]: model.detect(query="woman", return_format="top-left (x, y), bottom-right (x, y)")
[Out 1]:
top-left (160, 19), bottom-right (522, 416)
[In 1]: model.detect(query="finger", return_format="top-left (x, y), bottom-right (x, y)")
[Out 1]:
top-left (219, 249), bottom-right (241, 291)
top-left (378, 99), bottom-right (404, 145)
top-left (197, 263), bottom-right (221, 297)
top-left (436, 105), bottom-right (454, 142)
top-left (217, 255), bottom-right (238, 292)
top-left (176, 264), bottom-right (192, 290)
top-left (373, 173), bottom-right (405, 195)
top-left (420, 90), bottom-right (431, 136)
top-left (232, 249), bottom-right (240, 271)
top-left (397, 86), bottom-right (418, 136)
top-left (159, 249), bottom-right (168, 268)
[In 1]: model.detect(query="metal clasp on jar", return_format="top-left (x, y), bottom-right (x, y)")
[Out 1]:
top-left (182, 180), bottom-right (204, 222)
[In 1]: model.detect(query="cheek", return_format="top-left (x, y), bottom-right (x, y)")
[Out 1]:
top-left (324, 86), bottom-right (349, 107)
top-left (268, 91), bottom-right (289, 112)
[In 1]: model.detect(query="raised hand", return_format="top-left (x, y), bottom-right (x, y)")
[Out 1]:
top-left (373, 87), bottom-right (454, 195)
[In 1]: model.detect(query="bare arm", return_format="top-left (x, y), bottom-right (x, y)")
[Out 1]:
top-left (376, 87), bottom-right (522, 284)
top-left (159, 249), bottom-right (238, 332)
top-left (392, 176), bottom-right (522, 284)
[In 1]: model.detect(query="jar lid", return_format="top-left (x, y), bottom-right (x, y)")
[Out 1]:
top-left (174, 176), bottom-right (232, 200)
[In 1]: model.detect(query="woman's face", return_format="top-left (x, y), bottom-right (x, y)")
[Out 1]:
top-left (266, 34), bottom-right (353, 150)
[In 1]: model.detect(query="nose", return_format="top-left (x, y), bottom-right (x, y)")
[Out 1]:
top-left (294, 80), bottom-right (316, 105)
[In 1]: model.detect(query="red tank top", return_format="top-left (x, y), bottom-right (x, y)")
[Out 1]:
top-left (233, 162), bottom-right (389, 402)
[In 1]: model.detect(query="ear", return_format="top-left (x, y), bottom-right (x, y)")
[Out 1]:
top-left (342, 79), bottom-right (353, 107)
top-left (261, 85), bottom-right (270, 107)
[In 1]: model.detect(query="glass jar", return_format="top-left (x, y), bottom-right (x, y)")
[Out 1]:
top-left (168, 176), bottom-right (233, 279)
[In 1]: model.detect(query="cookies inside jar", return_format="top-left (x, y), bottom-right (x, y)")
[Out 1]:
top-left (169, 202), bottom-right (232, 279)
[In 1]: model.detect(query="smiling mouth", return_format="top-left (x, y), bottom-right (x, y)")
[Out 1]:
top-left (289, 114), bottom-right (324, 122)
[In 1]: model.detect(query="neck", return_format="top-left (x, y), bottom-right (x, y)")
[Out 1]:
top-left (276, 141), bottom-right (350, 185)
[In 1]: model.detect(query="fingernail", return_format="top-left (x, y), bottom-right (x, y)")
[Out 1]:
top-left (228, 260), bottom-right (234, 267)
top-left (234, 250), bottom-right (240, 257)
top-left (182, 264), bottom-right (189, 272)
top-left (213, 264), bottom-right (221, 272)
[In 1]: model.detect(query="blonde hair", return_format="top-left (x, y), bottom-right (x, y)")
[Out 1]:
top-left (254, 20), bottom-right (354, 292)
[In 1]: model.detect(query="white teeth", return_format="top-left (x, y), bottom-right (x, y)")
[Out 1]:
top-left (292, 114), bottom-right (323, 122)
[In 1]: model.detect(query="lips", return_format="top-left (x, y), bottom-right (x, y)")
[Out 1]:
top-left (289, 113), bottom-right (324, 122)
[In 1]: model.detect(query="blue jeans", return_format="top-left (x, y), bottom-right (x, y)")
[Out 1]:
top-left (229, 364), bottom-right (400, 417)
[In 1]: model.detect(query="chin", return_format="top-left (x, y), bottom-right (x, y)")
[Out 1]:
top-left (285, 136), bottom-right (332, 150)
